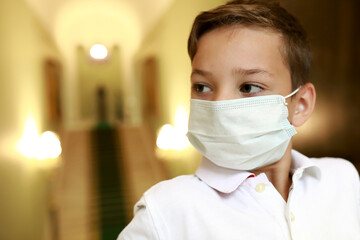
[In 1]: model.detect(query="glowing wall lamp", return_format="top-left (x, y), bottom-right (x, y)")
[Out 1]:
top-left (90, 44), bottom-right (108, 60)
top-left (17, 116), bottom-right (62, 162)
top-left (36, 131), bottom-right (62, 160)
top-left (17, 116), bottom-right (39, 159)
top-left (156, 106), bottom-right (190, 151)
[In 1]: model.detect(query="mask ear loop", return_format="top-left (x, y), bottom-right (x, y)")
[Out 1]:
top-left (283, 87), bottom-right (301, 105)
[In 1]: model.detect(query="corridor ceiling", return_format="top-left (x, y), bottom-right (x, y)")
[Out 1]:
top-left (26, 0), bottom-right (175, 54)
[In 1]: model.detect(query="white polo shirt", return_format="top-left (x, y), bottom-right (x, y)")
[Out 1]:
top-left (118, 150), bottom-right (360, 240)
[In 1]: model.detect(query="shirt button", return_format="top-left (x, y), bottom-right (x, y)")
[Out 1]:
top-left (255, 183), bottom-right (266, 193)
top-left (290, 212), bottom-right (295, 222)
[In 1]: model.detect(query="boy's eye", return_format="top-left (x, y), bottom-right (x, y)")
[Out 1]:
top-left (239, 84), bottom-right (263, 94)
top-left (193, 84), bottom-right (211, 93)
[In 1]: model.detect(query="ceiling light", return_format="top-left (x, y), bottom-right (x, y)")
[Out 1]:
top-left (90, 44), bottom-right (108, 60)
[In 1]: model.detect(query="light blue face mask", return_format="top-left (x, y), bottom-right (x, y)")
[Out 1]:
top-left (186, 88), bottom-right (300, 171)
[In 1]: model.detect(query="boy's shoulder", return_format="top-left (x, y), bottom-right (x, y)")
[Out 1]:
top-left (309, 155), bottom-right (359, 184)
top-left (142, 174), bottom-right (209, 201)
top-left (135, 174), bottom-right (219, 213)
top-left (311, 156), bottom-right (357, 173)
top-left (293, 150), bottom-right (358, 179)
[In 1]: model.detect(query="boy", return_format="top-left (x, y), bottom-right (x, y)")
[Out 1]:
top-left (119, 0), bottom-right (360, 239)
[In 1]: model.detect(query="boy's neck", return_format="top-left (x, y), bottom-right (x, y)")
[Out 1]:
top-left (252, 143), bottom-right (293, 202)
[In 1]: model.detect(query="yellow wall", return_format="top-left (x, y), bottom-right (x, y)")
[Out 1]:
top-left (135, 0), bottom-right (226, 176)
top-left (0, 0), bottom-right (61, 239)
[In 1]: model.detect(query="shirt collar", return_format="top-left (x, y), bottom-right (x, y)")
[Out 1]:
top-left (195, 157), bottom-right (255, 193)
top-left (290, 150), bottom-right (322, 180)
top-left (195, 149), bottom-right (321, 194)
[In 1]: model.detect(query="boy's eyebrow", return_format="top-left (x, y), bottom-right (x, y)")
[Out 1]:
top-left (233, 67), bottom-right (273, 77)
top-left (191, 69), bottom-right (213, 78)
top-left (191, 68), bottom-right (272, 78)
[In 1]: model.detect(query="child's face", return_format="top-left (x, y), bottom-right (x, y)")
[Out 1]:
top-left (191, 25), bottom-right (293, 101)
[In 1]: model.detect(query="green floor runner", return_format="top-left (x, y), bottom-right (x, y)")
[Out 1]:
top-left (92, 126), bottom-right (129, 239)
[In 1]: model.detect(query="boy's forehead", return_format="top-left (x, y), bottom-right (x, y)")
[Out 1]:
top-left (196, 25), bottom-right (286, 64)
top-left (194, 25), bottom-right (286, 67)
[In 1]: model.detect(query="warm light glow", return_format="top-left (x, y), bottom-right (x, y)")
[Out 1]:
top-left (174, 105), bottom-right (188, 134)
top-left (17, 116), bottom-right (62, 161)
top-left (156, 124), bottom-right (175, 150)
top-left (17, 116), bottom-right (39, 159)
top-left (36, 131), bottom-right (62, 160)
top-left (90, 44), bottom-right (108, 59)
top-left (156, 105), bottom-right (190, 151)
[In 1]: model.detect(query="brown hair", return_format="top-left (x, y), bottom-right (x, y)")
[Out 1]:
top-left (188, 0), bottom-right (312, 89)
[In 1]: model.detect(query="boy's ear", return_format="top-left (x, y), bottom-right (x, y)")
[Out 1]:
top-left (291, 83), bottom-right (316, 127)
